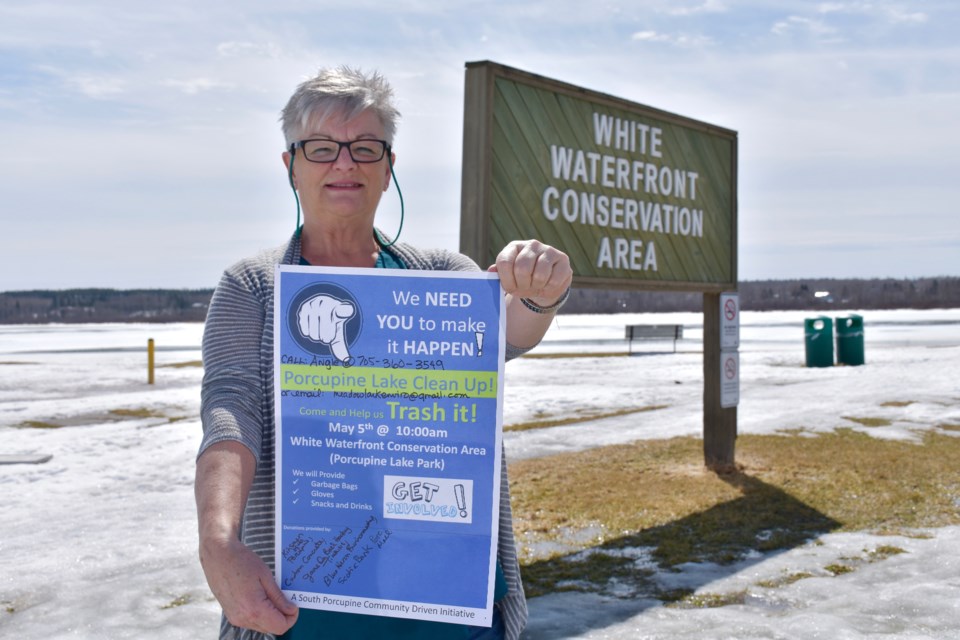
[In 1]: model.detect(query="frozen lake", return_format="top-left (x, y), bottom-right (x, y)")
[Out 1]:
top-left (1, 308), bottom-right (959, 638)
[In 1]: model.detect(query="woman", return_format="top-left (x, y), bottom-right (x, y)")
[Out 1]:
top-left (195, 66), bottom-right (572, 640)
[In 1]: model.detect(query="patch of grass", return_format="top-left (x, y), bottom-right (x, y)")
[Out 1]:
top-left (505, 405), bottom-right (668, 433)
top-left (774, 428), bottom-right (814, 437)
top-left (109, 407), bottom-right (166, 419)
top-left (15, 420), bottom-right (63, 429)
top-left (161, 360), bottom-right (203, 369)
top-left (824, 563), bottom-right (855, 576)
top-left (842, 416), bottom-right (892, 427)
top-left (756, 571), bottom-right (815, 589)
top-left (881, 401), bottom-right (914, 408)
top-left (12, 406), bottom-right (182, 429)
top-left (657, 588), bottom-right (696, 604)
top-left (939, 423), bottom-right (960, 432)
top-left (511, 429), bottom-right (960, 599)
top-left (867, 545), bottom-right (906, 561)
top-left (160, 594), bottom-right (191, 609)
top-left (520, 550), bottom-right (652, 598)
top-left (870, 528), bottom-right (934, 540)
top-left (668, 590), bottom-right (748, 609)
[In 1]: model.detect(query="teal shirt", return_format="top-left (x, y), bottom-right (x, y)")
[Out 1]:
top-left (287, 245), bottom-right (507, 639)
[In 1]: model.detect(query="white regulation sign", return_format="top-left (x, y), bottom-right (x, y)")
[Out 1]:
top-left (720, 292), bottom-right (739, 350)
top-left (720, 350), bottom-right (739, 408)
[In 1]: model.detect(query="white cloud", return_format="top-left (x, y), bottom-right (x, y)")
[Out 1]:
top-left (817, 1), bottom-right (928, 24)
top-left (216, 41), bottom-right (283, 59)
top-left (72, 75), bottom-right (125, 98)
top-left (668, 0), bottom-right (727, 16)
top-left (771, 15), bottom-right (838, 38)
top-left (886, 8), bottom-right (927, 24)
top-left (817, 2), bottom-right (845, 12)
top-left (630, 30), bottom-right (712, 47)
top-left (631, 30), bottom-right (670, 42)
top-left (33, 65), bottom-right (126, 98)
top-left (161, 77), bottom-right (236, 95)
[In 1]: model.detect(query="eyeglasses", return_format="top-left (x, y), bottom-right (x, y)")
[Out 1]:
top-left (290, 138), bottom-right (391, 164)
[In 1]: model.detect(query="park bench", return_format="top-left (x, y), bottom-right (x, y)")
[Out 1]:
top-left (625, 324), bottom-right (684, 354)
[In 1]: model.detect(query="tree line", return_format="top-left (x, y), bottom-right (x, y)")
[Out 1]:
top-left (564, 277), bottom-right (960, 314)
top-left (0, 289), bottom-right (212, 323)
top-left (0, 277), bottom-right (958, 324)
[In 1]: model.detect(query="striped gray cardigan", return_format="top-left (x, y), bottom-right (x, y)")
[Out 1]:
top-left (199, 232), bottom-right (530, 640)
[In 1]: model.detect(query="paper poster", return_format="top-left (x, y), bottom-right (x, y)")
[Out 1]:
top-left (273, 265), bottom-right (505, 626)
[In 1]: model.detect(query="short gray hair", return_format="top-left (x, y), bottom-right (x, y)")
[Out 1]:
top-left (280, 66), bottom-right (400, 147)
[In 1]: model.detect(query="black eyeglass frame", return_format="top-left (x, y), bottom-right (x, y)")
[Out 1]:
top-left (289, 138), bottom-right (392, 164)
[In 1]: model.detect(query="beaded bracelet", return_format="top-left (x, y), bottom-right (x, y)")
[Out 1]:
top-left (519, 286), bottom-right (570, 314)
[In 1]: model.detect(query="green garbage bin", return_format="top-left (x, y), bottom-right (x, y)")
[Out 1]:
top-left (804, 316), bottom-right (834, 367)
top-left (836, 314), bottom-right (865, 366)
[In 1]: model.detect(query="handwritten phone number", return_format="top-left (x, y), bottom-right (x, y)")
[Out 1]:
top-left (355, 356), bottom-right (445, 371)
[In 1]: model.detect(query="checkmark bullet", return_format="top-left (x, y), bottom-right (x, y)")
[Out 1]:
top-left (293, 498), bottom-right (299, 504)
top-left (293, 488), bottom-right (300, 495)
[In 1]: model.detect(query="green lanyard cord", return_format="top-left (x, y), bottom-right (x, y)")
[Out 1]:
top-left (376, 154), bottom-right (404, 248)
top-left (287, 150), bottom-right (302, 232)
top-left (287, 150), bottom-right (405, 247)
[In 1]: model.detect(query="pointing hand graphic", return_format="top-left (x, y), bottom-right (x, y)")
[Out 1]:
top-left (297, 295), bottom-right (356, 363)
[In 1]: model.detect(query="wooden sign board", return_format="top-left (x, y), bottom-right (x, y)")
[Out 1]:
top-left (461, 61), bottom-right (737, 292)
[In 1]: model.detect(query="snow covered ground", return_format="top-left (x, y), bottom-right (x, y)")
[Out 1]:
top-left (1, 309), bottom-right (958, 639)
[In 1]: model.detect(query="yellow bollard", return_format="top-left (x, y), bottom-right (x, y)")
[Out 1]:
top-left (148, 338), bottom-right (155, 385)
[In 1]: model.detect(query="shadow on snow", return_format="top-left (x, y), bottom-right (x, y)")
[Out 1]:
top-left (520, 470), bottom-right (841, 638)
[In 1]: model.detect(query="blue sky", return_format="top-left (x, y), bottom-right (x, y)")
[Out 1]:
top-left (1, 0), bottom-right (957, 290)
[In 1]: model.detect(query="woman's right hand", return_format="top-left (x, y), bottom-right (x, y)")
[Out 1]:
top-left (196, 441), bottom-right (299, 635)
top-left (200, 535), bottom-right (299, 635)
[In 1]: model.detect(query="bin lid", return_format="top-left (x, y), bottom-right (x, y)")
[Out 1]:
top-left (804, 316), bottom-right (833, 330)
top-left (836, 315), bottom-right (864, 329)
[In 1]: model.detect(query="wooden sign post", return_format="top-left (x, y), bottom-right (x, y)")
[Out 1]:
top-left (460, 61), bottom-right (739, 468)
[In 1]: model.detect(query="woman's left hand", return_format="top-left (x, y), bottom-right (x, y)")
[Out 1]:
top-left (489, 239), bottom-right (573, 307)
